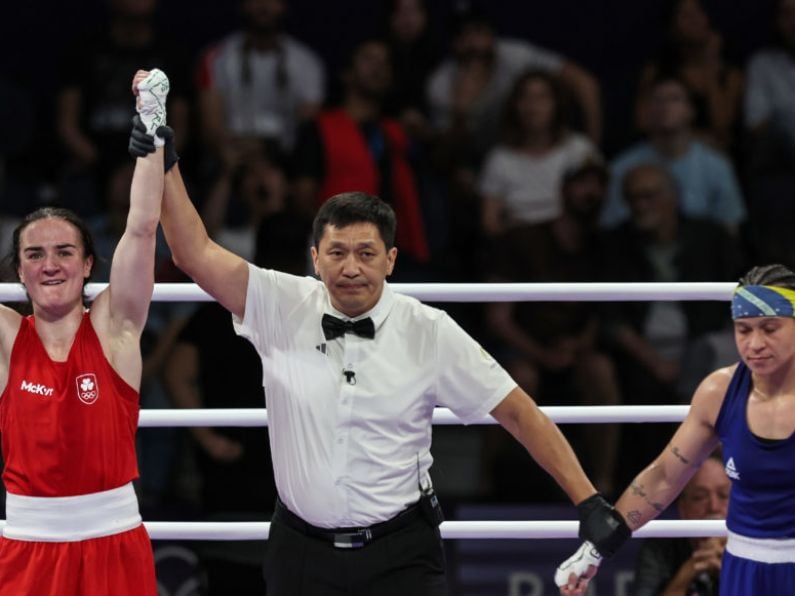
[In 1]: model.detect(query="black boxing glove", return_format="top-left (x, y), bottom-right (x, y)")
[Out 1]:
top-left (576, 493), bottom-right (631, 558)
top-left (128, 116), bottom-right (179, 172)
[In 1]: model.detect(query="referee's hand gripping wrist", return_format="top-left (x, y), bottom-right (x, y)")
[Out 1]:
top-left (155, 125), bottom-right (179, 172)
top-left (576, 492), bottom-right (631, 558)
top-left (128, 115), bottom-right (156, 159)
top-left (127, 116), bottom-right (179, 172)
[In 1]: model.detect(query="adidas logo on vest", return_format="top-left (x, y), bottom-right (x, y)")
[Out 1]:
top-left (725, 457), bottom-right (740, 480)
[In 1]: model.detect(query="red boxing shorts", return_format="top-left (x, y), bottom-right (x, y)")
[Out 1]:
top-left (0, 524), bottom-right (156, 596)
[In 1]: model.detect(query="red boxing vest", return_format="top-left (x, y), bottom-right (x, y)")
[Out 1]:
top-left (0, 313), bottom-right (140, 497)
top-left (316, 109), bottom-right (430, 263)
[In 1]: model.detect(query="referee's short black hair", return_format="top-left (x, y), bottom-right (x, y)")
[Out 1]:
top-left (312, 192), bottom-right (397, 250)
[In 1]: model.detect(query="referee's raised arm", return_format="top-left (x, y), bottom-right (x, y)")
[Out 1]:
top-left (161, 161), bottom-right (250, 319)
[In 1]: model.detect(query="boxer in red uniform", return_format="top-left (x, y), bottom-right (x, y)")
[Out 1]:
top-left (0, 68), bottom-right (169, 596)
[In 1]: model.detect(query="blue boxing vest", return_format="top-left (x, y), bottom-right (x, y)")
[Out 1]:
top-left (715, 363), bottom-right (795, 538)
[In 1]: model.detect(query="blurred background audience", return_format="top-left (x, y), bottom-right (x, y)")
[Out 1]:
top-left (635, 0), bottom-right (744, 153)
top-left (0, 0), bottom-right (788, 592)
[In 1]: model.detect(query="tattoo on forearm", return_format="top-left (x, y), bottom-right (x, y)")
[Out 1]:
top-left (671, 446), bottom-right (690, 465)
top-left (627, 510), bottom-right (643, 526)
top-left (630, 482), bottom-right (665, 514)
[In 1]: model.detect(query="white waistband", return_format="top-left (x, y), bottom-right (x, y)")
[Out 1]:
top-left (3, 482), bottom-right (142, 542)
top-left (726, 530), bottom-right (795, 564)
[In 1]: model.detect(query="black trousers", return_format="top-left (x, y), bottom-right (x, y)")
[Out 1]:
top-left (264, 506), bottom-right (449, 596)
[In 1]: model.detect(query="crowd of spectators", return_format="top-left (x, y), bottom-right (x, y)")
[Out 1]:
top-left (1, 0), bottom-right (793, 591)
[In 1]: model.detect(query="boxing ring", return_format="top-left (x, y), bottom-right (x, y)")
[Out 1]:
top-left (0, 281), bottom-right (735, 542)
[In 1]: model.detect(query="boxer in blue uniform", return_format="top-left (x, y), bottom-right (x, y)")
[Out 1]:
top-left (557, 264), bottom-right (795, 595)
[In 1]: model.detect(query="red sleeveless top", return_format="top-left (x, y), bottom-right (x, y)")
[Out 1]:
top-left (316, 109), bottom-right (430, 262)
top-left (0, 312), bottom-right (140, 497)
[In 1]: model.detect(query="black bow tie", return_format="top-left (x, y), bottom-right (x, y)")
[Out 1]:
top-left (322, 314), bottom-right (376, 340)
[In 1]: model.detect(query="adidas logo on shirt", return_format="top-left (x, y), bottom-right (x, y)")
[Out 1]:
top-left (725, 457), bottom-right (740, 480)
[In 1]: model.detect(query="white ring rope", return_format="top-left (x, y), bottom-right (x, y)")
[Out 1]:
top-left (0, 281), bottom-right (723, 543)
top-left (0, 520), bottom-right (725, 541)
top-left (0, 282), bottom-right (736, 302)
top-left (139, 405), bottom-right (689, 427)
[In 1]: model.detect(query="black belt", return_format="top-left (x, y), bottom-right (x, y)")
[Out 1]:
top-left (274, 498), bottom-right (422, 549)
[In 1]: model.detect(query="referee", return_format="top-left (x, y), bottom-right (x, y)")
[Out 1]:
top-left (129, 113), bottom-right (629, 595)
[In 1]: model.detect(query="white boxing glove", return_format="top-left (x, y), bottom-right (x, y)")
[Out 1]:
top-left (554, 540), bottom-right (602, 589)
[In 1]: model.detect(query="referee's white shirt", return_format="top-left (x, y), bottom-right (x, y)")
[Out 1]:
top-left (234, 264), bottom-right (517, 528)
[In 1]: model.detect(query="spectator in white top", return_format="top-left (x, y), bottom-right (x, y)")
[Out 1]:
top-left (479, 70), bottom-right (598, 237)
top-left (128, 115), bottom-right (632, 595)
top-left (196, 0), bottom-right (325, 160)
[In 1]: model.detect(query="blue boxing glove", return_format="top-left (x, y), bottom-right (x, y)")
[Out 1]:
top-left (128, 115), bottom-right (179, 172)
top-left (576, 493), bottom-right (630, 558)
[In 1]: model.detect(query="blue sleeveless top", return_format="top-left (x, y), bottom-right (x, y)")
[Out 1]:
top-left (715, 363), bottom-right (795, 538)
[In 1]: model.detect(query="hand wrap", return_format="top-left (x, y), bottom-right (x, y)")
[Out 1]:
top-left (554, 541), bottom-right (602, 588)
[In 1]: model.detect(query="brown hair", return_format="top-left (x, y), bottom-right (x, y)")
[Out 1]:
top-left (501, 69), bottom-right (569, 147)
top-left (10, 207), bottom-right (96, 288)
